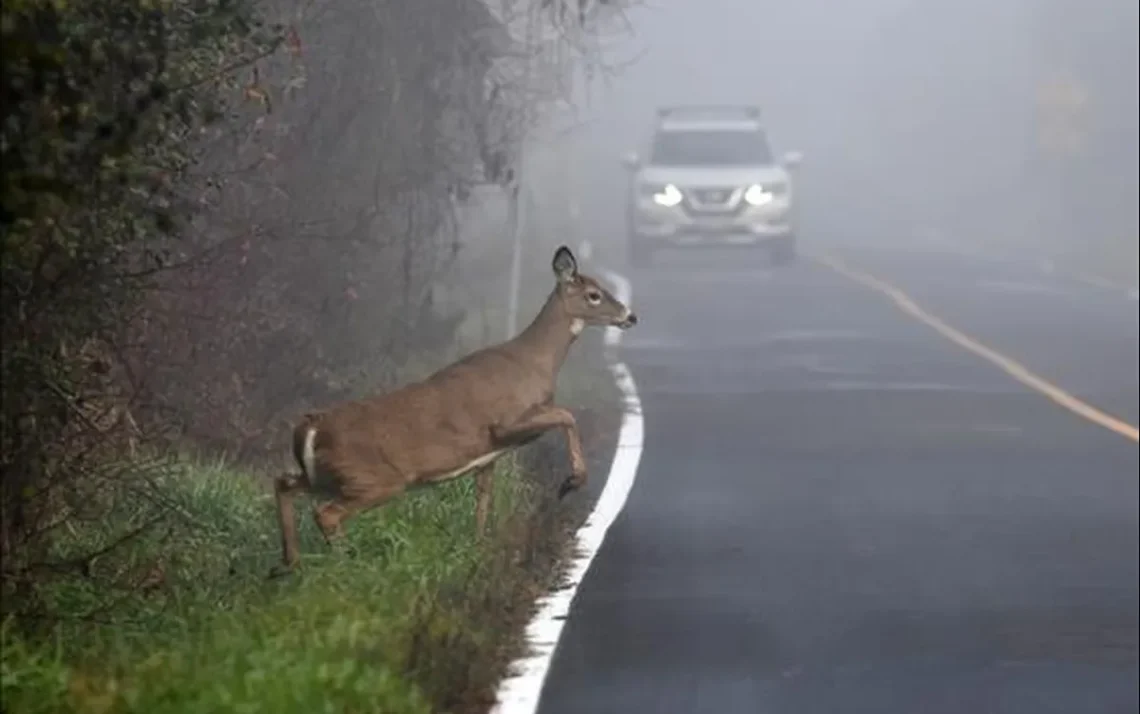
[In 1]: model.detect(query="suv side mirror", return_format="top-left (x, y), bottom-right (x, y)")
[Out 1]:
top-left (782, 150), bottom-right (803, 169)
top-left (620, 151), bottom-right (641, 171)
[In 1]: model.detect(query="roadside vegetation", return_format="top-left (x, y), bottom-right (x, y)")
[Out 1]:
top-left (1, 0), bottom-right (630, 711)
top-left (1, 342), bottom-right (620, 714)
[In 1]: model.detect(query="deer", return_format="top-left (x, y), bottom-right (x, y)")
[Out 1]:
top-left (271, 245), bottom-right (637, 575)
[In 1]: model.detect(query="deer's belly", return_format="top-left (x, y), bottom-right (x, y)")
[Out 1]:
top-left (419, 448), bottom-right (510, 485)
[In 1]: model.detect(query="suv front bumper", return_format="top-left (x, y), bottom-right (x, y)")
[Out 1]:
top-left (630, 196), bottom-right (794, 248)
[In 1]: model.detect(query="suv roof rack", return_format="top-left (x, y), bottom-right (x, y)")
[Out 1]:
top-left (656, 105), bottom-right (761, 120)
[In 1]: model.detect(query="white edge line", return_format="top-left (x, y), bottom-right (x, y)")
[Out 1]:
top-left (1071, 272), bottom-right (1140, 300)
top-left (1052, 269), bottom-right (1139, 300)
top-left (490, 267), bottom-right (643, 714)
top-left (920, 226), bottom-right (1138, 298)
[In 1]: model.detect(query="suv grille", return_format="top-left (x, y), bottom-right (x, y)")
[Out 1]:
top-left (689, 188), bottom-right (733, 205)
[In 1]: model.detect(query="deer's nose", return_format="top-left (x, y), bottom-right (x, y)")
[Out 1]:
top-left (622, 311), bottom-right (638, 327)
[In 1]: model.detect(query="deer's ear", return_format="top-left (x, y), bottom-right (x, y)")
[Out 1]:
top-left (552, 245), bottom-right (578, 282)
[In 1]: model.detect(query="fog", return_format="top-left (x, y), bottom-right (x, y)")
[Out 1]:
top-left (545, 0), bottom-right (1138, 274)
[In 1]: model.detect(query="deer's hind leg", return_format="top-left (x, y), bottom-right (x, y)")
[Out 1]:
top-left (311, 475), bottom-right (405, 556)
top-left (270, 474), bottom-right (309, 578)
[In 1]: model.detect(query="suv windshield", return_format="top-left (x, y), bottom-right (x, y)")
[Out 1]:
top-left (649, 129), bottom-right (773, 167)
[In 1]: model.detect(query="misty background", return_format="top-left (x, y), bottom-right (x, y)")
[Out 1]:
top-left (522, 0), bottom-right (1138, 284)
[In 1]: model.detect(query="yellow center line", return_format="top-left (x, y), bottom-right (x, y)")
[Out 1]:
top-left (813, 253), bottom-right (1139, 444)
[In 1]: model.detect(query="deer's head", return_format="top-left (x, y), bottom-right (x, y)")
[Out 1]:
top-left (551, 245), bottom-right (637, 332)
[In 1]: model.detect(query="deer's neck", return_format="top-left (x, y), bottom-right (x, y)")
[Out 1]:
top-left (511, 289), bottom-right (578, 378)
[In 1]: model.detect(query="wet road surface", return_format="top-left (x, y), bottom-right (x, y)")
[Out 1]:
top-left (538, 247), bottom-right (1139, 714)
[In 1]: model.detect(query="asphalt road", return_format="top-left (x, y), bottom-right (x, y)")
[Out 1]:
top-left (538, 246), bottom-right (1139, 714)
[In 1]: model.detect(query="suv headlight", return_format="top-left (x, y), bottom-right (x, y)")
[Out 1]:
top-left (743, 182), bottom-right (788, 206)
top-left (640, 183), bottom-right (683, 207)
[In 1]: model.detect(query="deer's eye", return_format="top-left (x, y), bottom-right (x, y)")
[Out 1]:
top-left (585, 290), bottom-right (603, 305)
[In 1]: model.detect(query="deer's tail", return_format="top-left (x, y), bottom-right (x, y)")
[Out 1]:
top-left (291, 412), bottom-right (321, 484)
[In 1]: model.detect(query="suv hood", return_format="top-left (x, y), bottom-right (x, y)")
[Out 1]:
top-left (636, 164), bottom-right (789, 188)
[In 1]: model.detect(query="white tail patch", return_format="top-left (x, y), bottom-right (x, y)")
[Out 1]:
top-left (300, 426), bottom-right (318, 482)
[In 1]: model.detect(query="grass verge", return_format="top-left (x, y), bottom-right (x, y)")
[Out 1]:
top-left (2, 334), bottom-right (622, 714)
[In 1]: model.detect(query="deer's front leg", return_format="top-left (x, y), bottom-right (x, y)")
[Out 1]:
top-left (474, 465), bottom-right (495, 537)
top-left (492, 405), bottom-right (587, 499)
top-left (270, 474), bottom-right (307, 578)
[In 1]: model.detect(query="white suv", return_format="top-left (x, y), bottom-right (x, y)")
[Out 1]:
top-left (621, 105), bottom-right (802, 268)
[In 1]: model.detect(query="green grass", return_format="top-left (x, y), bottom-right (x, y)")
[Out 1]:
top-left (1, 453), bottom-right (558, 714)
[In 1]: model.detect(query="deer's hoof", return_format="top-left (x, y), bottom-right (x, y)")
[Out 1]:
top-left (267, 563), bottom-right (298, 580)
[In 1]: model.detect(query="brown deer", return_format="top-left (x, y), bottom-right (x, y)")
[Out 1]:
top-left (272, 245), bottom-right (636, 574)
